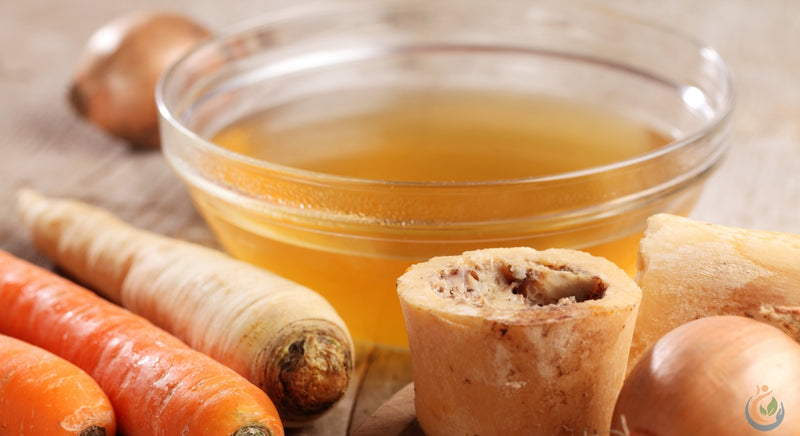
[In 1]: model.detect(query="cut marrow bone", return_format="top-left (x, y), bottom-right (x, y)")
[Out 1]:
top-left (630, 213), bottom-right (800, 371)
top-left (397, 247), bottom-right (641, 436)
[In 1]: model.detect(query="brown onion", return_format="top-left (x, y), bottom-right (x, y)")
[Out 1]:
top-left (613, 316), bottom-right (800, 435)
top-left (69, 11), bottom-right (210, 148)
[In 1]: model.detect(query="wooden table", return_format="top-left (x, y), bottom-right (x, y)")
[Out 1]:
top-left (2, 1), bottom-right (799, 434)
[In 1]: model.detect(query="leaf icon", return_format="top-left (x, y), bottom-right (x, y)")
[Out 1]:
top-left (767, 397), bottom-right (778, 416)
top-left (761, 405), bottom-right (767, 416)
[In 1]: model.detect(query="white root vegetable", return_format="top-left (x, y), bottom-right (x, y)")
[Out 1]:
top-left (630, 213), bottom-right (800, 371)
top-left (16, 189), bottom-right (354, 425)
top-left (397, 247), bottom-right (641, 436)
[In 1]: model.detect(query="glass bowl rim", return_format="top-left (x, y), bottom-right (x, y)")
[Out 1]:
top-left (156, 0), bottom-right (736, 189)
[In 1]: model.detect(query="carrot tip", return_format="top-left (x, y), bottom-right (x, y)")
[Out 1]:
top-left (79, 426), bottom-right (107, 436)
top-left (232, 424), bottom-right (273, 436)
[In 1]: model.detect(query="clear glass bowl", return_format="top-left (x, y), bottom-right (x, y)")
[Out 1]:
top-left (157, 0), bottom-right (734, 346)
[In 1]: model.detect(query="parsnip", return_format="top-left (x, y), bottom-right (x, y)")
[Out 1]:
top-left (16, 189), bottom-right (353, 425)
top-left (629, 213), bottom-right (800, 370)
top-left (397, 247), bottom-right (641, 436)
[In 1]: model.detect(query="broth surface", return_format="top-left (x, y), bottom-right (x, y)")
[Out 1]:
top-left (213, 89), bottom-right (668, 182)
top-left (204, 89), bottom-right (675, 345)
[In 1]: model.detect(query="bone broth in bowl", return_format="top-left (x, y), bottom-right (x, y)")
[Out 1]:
top-left (157, 0), bottom-right (733, 346)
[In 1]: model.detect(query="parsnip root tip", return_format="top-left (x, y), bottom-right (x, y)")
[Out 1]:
top-left (266, 323), bottom-right (353, 422)
top-left (16, 188), bottom-right (48, 225)
top-left (16, 188), bottom-right (40, 209)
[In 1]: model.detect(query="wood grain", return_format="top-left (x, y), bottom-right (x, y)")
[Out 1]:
top-left (2, 1), bottom-right (799, 435)
top-left (352, 383), bottom-right (420, 436)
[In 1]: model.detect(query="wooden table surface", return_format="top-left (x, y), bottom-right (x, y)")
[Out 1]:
top-left (2, 1), bottom-right (799, 434)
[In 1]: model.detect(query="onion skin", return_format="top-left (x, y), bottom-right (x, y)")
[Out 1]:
top-left (69, 11), bottom-right (210, 148)
top-left (613, 316), bottom-right (800, 436)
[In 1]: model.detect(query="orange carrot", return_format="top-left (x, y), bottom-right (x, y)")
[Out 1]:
top-left (0, 333), bottom-right (116, 436)
top-left (17, 190), bottom-right (354, 424)
top-left (0, 250), bottom-right (284, 436)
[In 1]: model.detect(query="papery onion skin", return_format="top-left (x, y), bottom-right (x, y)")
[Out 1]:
top-left (613, 316), bottom-right (800, 436)
top-left (69, 11), bottom-right (210, 148)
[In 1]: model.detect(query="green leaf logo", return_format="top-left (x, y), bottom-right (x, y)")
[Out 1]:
top-left (767, 397), bottom-right (779, 416)
top-left (746, 385), bottom-right (785, 431)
